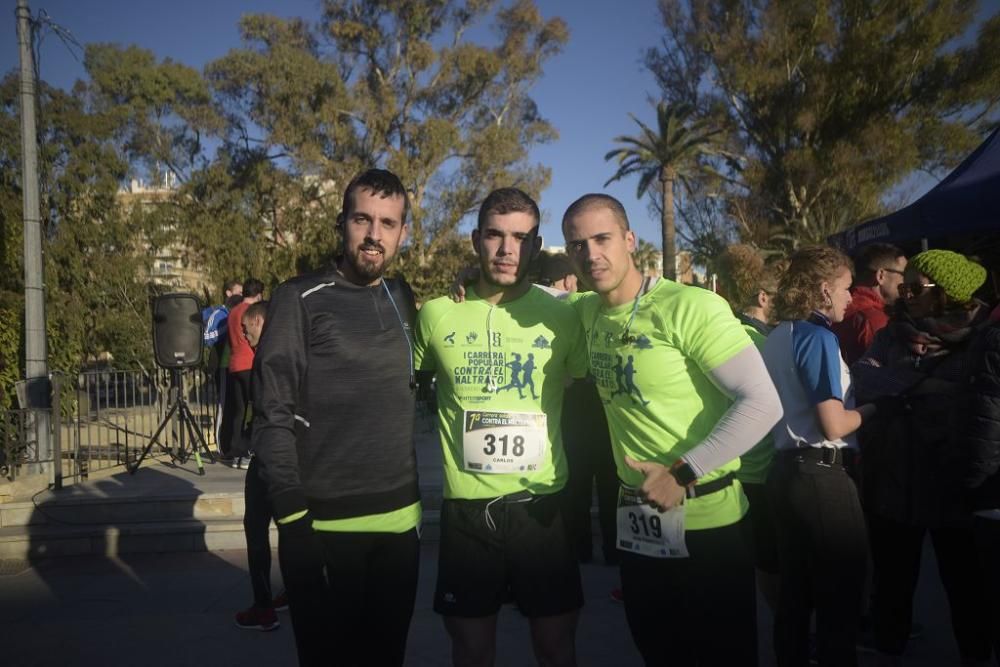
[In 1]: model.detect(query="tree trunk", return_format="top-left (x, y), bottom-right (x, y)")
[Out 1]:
top-left (661, 165), bottom-right (676, 281)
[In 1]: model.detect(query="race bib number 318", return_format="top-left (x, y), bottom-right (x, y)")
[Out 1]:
top-left (462, 410), bottom-right (546, 474)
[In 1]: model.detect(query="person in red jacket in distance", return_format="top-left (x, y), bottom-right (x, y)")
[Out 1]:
top-left (832, 243), bottom-right (907, 365)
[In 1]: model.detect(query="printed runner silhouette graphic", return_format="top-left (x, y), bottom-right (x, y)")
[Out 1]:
top-left (521, 353), bottom-right (539, 400)
top-left (611, 354), bottom-right (649, 406)
top-left (499, 352), bottom-right (539, 400)
top-left (500, 353), bottom-right (526, 398)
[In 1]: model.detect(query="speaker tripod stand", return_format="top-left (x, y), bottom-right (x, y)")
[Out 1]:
top-left (129, 370), bottom-right (216, 475)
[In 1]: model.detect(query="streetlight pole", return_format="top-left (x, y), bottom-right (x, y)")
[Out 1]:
top-left (16, 0), bottom-right (52, 479)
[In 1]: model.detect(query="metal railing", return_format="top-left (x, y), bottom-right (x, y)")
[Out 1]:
top-left (69, 367), bottom-right (219, 479)
top-left (1, 367), bottom-right (220, 485)
top-left (0, 408), bottom-right (50, 481)
top-left (3, 365), bottom-right (438, 487)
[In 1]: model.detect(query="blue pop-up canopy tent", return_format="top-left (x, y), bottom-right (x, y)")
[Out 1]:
top-left (830, 127), bottom-right (1000, 253)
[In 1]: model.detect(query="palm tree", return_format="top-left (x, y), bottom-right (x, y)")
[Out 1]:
top-left (605, 102), bottom-right (722, 280)
top-left (632, 238), bottom-right (661, 276)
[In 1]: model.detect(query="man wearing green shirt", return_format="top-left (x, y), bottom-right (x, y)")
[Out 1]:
top-left (415, 188), bottom-right (589, 667)
top-left (562, 194), bottom-right (783, 666)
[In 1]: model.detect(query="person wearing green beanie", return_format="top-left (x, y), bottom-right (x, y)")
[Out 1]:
top-left (906, 249), bottom-right (987, 305)
top-left (853, 249), bottom-right (993, 664)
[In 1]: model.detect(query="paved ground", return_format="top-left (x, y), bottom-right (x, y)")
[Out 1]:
top-left (0, 537), bottom-right (971, 667)
top-left (0, 543), bottom-right (640, 667)
top-left (0, 421), bottom-right (978, 666)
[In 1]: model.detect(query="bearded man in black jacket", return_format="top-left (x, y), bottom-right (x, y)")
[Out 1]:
top-left (251, 169), bottom-right (421, 667)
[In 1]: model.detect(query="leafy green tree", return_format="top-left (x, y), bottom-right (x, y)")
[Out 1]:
top-left (0, 72), bottom-right (156, 392)
top-left (201, 0), bottom-right (567, 300)
top-left (605, 101), bottom-right (723, 280)
top-left (645, 0), bottom-right (1000, 251)
top-left (83, 43), bottom-right (223, 183)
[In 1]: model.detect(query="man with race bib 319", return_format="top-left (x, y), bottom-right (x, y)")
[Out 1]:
top-left (414, 188), bottom-right (589, 667)
top-left (562, 194), bottom-right (782, 666)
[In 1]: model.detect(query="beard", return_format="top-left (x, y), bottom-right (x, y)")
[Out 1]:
top-left (344, 241), bottom-right (394, 283)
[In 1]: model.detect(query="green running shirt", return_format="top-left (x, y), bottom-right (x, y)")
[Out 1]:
top-left (414, 286), bottom-right (589, 500)
top-left (570, 280), bottom-right (753, 530)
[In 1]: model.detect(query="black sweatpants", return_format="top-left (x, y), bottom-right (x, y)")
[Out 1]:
top-left (868, 514), bottom-right (991, 660)
top-left (243, 456), bottom-right (274, 609)
top-left (219, 369), bottom-right (251, 458)
top-left (281, 528), bottom-right (420, 667)
top-left (973, 516), bottom-right (1000, 664)
top-left (768, 456), bottom-right (869, 667)
top-left (619, 518), bottom-right (758, 666)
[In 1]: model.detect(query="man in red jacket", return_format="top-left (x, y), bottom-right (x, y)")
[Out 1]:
top-left (221, 277), bottom-right (264, 465)
top-left (833, 243), bottom-right (907, 365)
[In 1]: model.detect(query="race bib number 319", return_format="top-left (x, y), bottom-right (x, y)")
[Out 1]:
top-left (616, 486), bottom-right (689, 559)
top-left (462, 410), bottom-right (546, 474)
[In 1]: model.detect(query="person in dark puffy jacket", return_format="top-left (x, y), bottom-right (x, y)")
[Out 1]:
top-left (854, 249), bottom-right (992, 666)
top-left (959, 317), bottom-right (1000, 664)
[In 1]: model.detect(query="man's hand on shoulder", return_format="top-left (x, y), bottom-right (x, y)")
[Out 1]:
top-left (449, 266), bottom-right (480, 303)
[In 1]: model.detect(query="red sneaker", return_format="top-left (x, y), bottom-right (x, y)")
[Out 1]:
top-left (234, 605), bottom-right (279, 631)
top-left (272, 591), bottom-right (289, 612)
top-left (609, 588), bottom-right (624, 603)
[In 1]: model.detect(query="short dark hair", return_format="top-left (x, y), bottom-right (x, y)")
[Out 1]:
top-left (561, 193), bottom-right (630, 235)
top-left (477, 188), bottom-right (540, 230)
top-left (340, 168), bottom-right (410, 224)
top-left (242, 278), bottom-right (265, 298)
top-left (242, 301), bottom-right (268, 321)
top-left (853, 243), bottom-right (905, 283)
top-left (223, 279), bottom-right (241, 293)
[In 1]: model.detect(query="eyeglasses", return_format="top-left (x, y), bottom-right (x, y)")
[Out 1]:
top-left (899, 281), bottom-right (937, 297)
top-left (877, 267), bottom-right (905, 276)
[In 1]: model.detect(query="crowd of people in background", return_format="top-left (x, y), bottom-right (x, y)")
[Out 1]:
top-left (207, 166), bottom-right (1000, 667)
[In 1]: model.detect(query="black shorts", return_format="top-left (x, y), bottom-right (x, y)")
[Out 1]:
top-left (742, 481), bottom-right (780, 574)
top-left (434, 491), bottom-right (583, 618)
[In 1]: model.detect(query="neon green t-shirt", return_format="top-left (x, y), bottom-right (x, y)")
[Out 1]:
top-left (734, 324), bottom-right (775, 485)
top-left (414, 286), bottom-right (589, 500)
top-left (572, 280), bottom-right (753, 530)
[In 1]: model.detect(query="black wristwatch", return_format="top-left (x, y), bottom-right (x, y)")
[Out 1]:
top-left (670, 459), bottom-right (698, 487)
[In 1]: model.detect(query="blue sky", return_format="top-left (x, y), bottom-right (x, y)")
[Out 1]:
top-left (3, 1), bottom-right (990, 249)
top-left (1, 0), bottom-right (668, 247)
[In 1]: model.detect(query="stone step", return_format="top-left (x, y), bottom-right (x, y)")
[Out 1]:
top-left (0, 511), bottom-right (443, 560)
top-left (0, 493), bottom-right (246, 528)
top-left (1, 485), bottom-right (445, 529)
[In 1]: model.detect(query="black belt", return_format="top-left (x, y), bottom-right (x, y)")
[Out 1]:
top-left (686, 472), bottom-right (735, 499)
top-left (777, 447), bottom-right (853, 467)
top-left (621, 473), bottom-right (735, 500)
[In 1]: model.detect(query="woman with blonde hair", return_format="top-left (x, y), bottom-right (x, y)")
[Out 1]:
top-left (761, 245), bottom-right (877, 667)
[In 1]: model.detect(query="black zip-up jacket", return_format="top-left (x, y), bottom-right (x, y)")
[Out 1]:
top-left (251, 269), bottom-right (419, 521)
top-left (962, 321), bottom-right (1000, 511)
